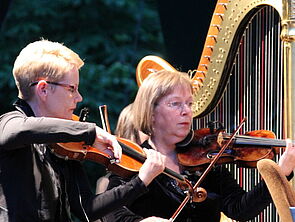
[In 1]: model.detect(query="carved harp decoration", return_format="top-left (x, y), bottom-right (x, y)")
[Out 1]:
top-left (136, 0), bottom-right (295, 123)
top-left (191, 0), bottom-right (289, 118)
top-left (136, 55), bottom-right (176, 86)
top-left (190, 0), bottom-right (295, 142)
top-left (135, 0), bottom-right (295, 221)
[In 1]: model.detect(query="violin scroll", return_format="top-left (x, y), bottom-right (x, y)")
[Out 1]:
top-left (192, 187), bottom-right (207, 203)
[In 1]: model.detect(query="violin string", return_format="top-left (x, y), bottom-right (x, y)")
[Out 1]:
top-left (223, 135), bottom-right (286, 147)
top-left (235, 136), bottom-right (285, 146)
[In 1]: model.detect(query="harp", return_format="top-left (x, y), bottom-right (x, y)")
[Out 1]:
top-left (136, 0), bottom-right (295, 221)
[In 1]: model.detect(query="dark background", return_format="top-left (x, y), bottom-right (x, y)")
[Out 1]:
top-left (0, 0), bottom-right (217, 190)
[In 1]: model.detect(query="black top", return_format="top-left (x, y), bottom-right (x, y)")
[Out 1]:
top-left (0, 98), bottom-right (148, 222)
top-left (103, 141), bottom-right (275, 222)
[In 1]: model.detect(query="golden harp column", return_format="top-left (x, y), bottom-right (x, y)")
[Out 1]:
top-left (282, 0), bottom-right (295, 143)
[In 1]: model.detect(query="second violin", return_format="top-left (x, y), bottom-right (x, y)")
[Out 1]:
top-left (177, 125), bottom-right (286, 171)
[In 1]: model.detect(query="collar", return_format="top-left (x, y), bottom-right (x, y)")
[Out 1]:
top-left (13, 98), bottom-right (35, 117)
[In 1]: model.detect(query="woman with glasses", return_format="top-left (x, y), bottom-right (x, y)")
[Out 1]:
top-left (103, 70), bottom-right (295, 222)
top-left (0, 39), bottom-right (169, 222)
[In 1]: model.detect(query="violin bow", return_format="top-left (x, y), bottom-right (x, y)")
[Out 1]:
top-left (99, 105), bottom-right (112, 134)
top-left (169, 117), bottom-right (247, 222)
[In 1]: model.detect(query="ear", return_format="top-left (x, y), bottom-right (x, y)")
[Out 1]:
top-left (35, 80), bottom-right (49, 101)
top-left (151, 113), bottom-right (155, 122)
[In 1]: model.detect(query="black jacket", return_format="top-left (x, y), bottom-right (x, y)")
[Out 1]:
top-left (0, 99), bottom-right (148, 222)
top-left (103, 141), bottom-right (275, 222)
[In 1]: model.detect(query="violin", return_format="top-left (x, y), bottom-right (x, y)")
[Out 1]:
top-left (176, 126), bottom-right (285, 171)
top-left (170, 118), bottom-right (246, 221)
top-left (49, 108), bottom-right (207, 203)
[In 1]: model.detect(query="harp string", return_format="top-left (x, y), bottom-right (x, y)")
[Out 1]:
top-left (193, 6), bottom-right (282, 222)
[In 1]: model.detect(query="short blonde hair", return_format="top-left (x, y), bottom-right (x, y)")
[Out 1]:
top-left (132, 70), bottom-right (193, 135)
top-left (13, 39), bottom-right (84, 100)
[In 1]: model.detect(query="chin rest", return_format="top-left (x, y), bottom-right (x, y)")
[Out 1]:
top-left (257, 159), bottom-right (295, 222)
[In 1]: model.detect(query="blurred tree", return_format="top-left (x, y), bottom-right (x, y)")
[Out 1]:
top-left (0, 0), bottom-right (12, 29)
top-left (0, 0), bottom-right (164, 126)
top-left (0, 0), bottom-right (164, 192)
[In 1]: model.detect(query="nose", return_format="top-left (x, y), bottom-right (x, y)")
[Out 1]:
top-left (180, 103), bottom-right (192, 115)
top-left (76, 90), bottom-right (83, 103)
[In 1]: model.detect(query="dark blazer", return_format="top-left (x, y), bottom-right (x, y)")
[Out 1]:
top-left (103, 141), bottom-right (275, 222)
top-left (0, 99), bottom-right (148, 222)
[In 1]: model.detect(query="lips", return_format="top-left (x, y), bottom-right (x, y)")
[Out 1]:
top-left (178, 121), bottom-right (191, 126)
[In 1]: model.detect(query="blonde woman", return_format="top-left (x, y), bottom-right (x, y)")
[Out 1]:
top-left (0, 39), bottom-right (168, 222)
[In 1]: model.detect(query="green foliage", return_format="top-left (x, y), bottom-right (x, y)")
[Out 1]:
top-left (0, 0), bottom-right (164, 120)
top-left (0, 0), bottom-right (164, 188)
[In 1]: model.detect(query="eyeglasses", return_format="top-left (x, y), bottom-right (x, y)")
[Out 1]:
top-left (165, 101), bottom-right (193, 112)
top-left (29, 81), bottom-right (78, 94)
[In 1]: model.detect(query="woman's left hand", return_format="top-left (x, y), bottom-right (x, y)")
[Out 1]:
top-left (278, 139), bottom-right (295, 176)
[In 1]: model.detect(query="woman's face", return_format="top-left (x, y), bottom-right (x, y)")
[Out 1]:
top-left (44, 67), bottom-right (83, 120)
top-left (152, 85), bottom-right (193, 144)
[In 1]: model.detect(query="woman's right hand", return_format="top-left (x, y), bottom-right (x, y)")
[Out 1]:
top-left (140, 216), bottom-right (170, 222)
top-left (138, 148), bottom-right (166, 186)
top-left (92, 126), bottom-right (122, 161)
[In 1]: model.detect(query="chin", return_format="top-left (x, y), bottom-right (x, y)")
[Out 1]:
top-left (174, 127), bottom-right (191, 139)
top-left (66, 114), bottom-right (73, 120)
top-left (176, 132), bottom-right (190, 141)
top-left (182, 128), bottom-right (191, 136)
top-left (58, 113), bottom-right (72, 120)
top-left (66, 111), bottom-right (74, 120)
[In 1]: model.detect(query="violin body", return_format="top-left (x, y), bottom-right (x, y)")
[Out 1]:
top-left (49, 113), bottom-right (145, 177)
top-left (177, 128), bottom-right (282, 171)
top-left (50, 138), bottom-right (145, 178)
